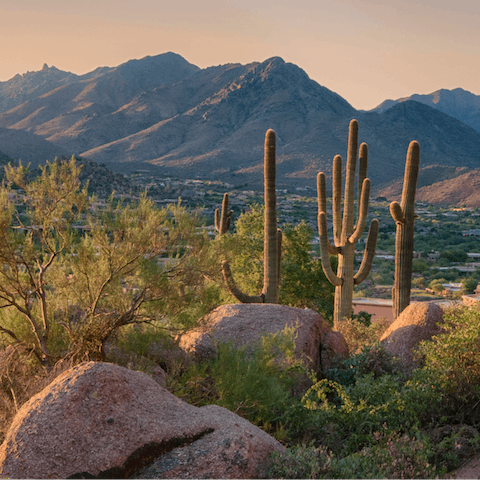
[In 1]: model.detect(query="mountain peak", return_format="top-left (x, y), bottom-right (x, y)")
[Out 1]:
top-left (42, 63), bottom-right (49, 70)
top-left (371, 87), bottom-right (480, 132)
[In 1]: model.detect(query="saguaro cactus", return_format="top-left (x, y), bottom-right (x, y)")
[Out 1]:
top-left (390, 141), bottom-right (420, 319)
top-left (317, 119), bottom-right (379, 328)
top-left (222, 129), bottom-right (282, 304)
top-left (215, 193), bottom-right (233, 234)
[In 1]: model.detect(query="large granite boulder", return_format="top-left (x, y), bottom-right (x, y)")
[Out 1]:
top-left (178, 303), bottom-right (348, 374)
top-left (134, 405), bottom-right (282, 479)
top-left (380, 302), bottom-right (444, 369)
top-left (0, 361), bottom-right (284, 479)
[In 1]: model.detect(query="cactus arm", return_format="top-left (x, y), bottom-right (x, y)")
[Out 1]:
top-left (391, 140), bottom-right (420, 319)
top-left (349, 178), bottom-right (370, 244)
top-left (354, 218), bottom-right (379, 285)
top-left (389, 201), bottom-right (405, 224)
top-left (225, 214), bottom-right (232, 232)
top-left (342, 120), bottom-right (358, 238)
top-left (215, 193), bottom-right (233, 234)
top-left (332, 155), bottom-right (342, 245)
top-left (317, 172), bottom-right (340, 255)
top-left (318, 212), bottom-right (342, 286)
top-left (317, 172), bottom-right (327, 215)
top-left (222, 260), bottom-right (264, 303)
top-left (358, 143), bottom-right (368, 203)
top-left (401, 141), bottom-right (420, 214)
top-left (357, 142), bottom-right (368, 224)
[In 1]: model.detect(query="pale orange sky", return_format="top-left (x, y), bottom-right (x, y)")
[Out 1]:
top-left (1, 0), bottom-right (479, 110)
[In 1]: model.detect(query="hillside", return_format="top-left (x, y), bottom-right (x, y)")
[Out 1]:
top-left (1, 53), bottom-right (480, 193)
top-left (416, 170), bottom-right (480, 207)
top-left (377, 164), bottom-right (471, 201)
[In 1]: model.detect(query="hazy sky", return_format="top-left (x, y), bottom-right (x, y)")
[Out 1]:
top-left (1, 0), bottom-right (479, 110)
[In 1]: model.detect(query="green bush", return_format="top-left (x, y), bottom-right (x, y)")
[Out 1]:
top-left (413, 305), bottom-right (480, 424)
top-left (325, 343), bottom-right (402, 386)
top-left (169, 325), bottom-right (309, 440)
top-left (301, 367), bottom-right (441, 454)
top-left (212, 325), bottom-right (305, 428)
top-left (268, 432), bottom-right (443, 479)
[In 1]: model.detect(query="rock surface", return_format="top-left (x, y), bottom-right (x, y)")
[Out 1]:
top-left (380, 302), bottom-right (444, 369)
top-left (178, 303), bottom-right (347, 374)
top-left (0, 361), bottom-right (284, 479)
top-left (134, 405), bottom-right (284, 479)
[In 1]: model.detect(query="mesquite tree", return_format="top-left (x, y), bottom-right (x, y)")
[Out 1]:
top-left (390, 140), bottom-right (420, 319)
top-left (222, 129), bottom-right (282, 303)
top-left (317, 120), bottom-right (379, 328)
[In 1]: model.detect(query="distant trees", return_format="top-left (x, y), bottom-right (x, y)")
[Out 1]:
top-left (438, 248), bottom-right (468, 264)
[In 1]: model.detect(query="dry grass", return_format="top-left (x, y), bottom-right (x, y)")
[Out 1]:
top-left (0, 345), bottom-right (79, 444)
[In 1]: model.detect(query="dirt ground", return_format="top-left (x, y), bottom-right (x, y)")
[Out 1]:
top-left (451, 455), bottom-right (480, 479)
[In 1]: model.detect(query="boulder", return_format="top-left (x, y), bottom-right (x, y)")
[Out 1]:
top-left (0, 361), bottom-right (284, 479)
top-left (134, 405), bottom-right (283, 479)
top-left (178, 303), bottom-right (348, 374)
top-left (380, 302), bottom-right (444, 369)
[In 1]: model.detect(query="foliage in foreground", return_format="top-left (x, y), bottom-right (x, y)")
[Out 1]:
top-left (0, 158), bottom-right (219, 367)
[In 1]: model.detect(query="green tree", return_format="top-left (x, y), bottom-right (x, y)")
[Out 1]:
top-left (52, 194), bottom-right (217, 361)
top-left (220, 206), bottom-right (335, 322)
top-left (428, 278), bottom-right (448, 293)
top-left (279, 221), bottom-right (335, 321)
top-left (0, 159), bottom-right (88, 366)
top-left (461, 276), bottom-right (478, 294)
top-left (0, 159), bottom-right (220, 366)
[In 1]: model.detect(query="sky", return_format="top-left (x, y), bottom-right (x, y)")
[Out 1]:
top-left (1, 0), bottom-right (479, 110)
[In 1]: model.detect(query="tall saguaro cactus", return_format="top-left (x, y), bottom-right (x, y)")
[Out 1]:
top-left (317, 119), bottom-right (379, 328)
top-left (390, 141), bottom-right (420, 319)
top-left (215, 193), bottom-right (233, 234)
top-left (222, 129), bottom-right (282, 304)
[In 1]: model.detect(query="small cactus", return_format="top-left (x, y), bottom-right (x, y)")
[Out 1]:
top-left (222, 129), bottom-right (282, 303)
top-left (215, 193), bottom-right (233, 234)
top-left (317, 120), bottom-right (379, 329)
top-left (390, 141), bottom-right (420, 319)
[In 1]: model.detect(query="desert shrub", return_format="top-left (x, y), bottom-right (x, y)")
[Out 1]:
top-left (425, 424), bottom-right (480, 471)
top-left (0, 345), bottom-right (77, 444)
top-left (167, 325), bottom-right (309, 439)
top-left (413, 304), bottom-right (480, 424)
top-left (336, 316), bottom-right (391, 354)
top-left (301, 371), bottom-right (440, 453)
top-left (325, 343), bottom-right (402, 386)
top-left (211, 325), bottom-right (306, 428)
top-left (267, 432), bottom-right (442, 479)
top-left (351, 310), bottom-right (372, 327)
top-left (267, 443), bottom-right (333, 479)
top-left (114, 322), bottom-right (172, 359)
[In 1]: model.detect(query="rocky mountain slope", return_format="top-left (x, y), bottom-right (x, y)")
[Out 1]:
top-left (372, 87), bottom-right (480, 133)
top-left (1, 53), bottom-right (480, 194)
top-left (414, 170), bottom-right (480, 206)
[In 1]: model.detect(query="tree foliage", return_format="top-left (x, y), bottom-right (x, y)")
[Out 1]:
top-left (218, 204), bottom-right (335, 322)
top-left (0, 159), bottom-right (220, 366)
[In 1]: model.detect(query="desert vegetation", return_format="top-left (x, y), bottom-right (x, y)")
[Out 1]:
top-left (1, 156), bottom-right (480, 478)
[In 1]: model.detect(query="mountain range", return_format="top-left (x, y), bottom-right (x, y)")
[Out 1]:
top-left (1, 52), bottom-right (480, 198)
